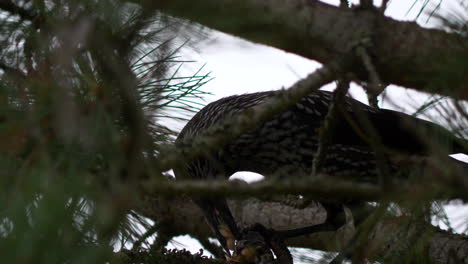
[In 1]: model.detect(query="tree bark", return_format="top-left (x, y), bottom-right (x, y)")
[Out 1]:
top-left (137, 194), bottom-right (468, 264)
top-left (157, 0), bottom-right (467, 99)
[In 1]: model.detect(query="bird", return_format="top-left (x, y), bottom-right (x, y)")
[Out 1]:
top-left (173, 89), bottom-right (467, 261)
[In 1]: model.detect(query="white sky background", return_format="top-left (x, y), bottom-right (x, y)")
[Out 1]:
top-left (164, 0), bottom-right (468, 261)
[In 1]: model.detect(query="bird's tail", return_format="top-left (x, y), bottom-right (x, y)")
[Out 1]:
top-left (364, 109), bottom-right (467, 156)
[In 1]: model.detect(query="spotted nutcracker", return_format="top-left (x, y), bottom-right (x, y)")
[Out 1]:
top-left (174, 89), bottom-right (467, 258)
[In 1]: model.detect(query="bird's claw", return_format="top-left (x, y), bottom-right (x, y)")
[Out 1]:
top-left (225, 223), bottom-right (294, 264)
top-left (227, 228), bottom-right (273, 264)
top-left (219, 224), bottom-right (236, 251)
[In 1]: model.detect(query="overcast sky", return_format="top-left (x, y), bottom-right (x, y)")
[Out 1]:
top-left (165, 0), bottom-right (468, 260)
top-left (174, 0), bottom-right (467, 129)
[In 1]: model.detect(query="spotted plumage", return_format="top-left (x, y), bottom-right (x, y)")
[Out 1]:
top-left (177, 90), bottom-right (462, 182)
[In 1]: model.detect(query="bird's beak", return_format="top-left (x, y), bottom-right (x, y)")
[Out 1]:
top-left (194, 198), bottom-right (240, 256)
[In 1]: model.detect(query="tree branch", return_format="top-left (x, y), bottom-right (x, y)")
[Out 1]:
top-left (136, 194), bottom-right (468, 264)
top-left (158, 0), bottom-right (467, 99)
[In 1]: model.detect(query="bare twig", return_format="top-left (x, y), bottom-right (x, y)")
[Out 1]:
top-left (355, 45), bottom-right (385, 108)
top-left (344, 98), bottom-right (393, 188)
top-left (312, 79), bottom-right (350, 175)
top-left (380, 0), bottom-right (390, 13)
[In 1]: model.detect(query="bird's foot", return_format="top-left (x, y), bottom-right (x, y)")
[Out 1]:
top-left (228, 223), bottom-right (292, 264)
top-left (219, 224), bottom-right (236, 251)
top-left (227, 227), bottom-right (273, 264)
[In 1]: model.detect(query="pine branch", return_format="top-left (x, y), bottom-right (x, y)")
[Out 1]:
top-left (0, 0), bottom-right (37, 20)
top-left (158, 0), bottom-right (467, 99)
